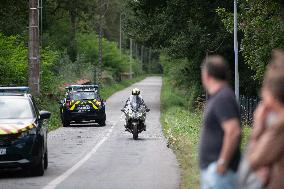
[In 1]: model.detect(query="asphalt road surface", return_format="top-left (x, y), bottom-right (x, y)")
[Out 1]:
top-left (0, 77), bottom-right (180, 189)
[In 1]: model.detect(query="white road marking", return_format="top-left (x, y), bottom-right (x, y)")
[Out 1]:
top-left (43, 125), bottom-right (114, 189)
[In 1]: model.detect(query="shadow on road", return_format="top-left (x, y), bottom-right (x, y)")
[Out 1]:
top-left (0, 168), bottom-right (33, 179)
top-left (69, 121), bottom-right (105, 128)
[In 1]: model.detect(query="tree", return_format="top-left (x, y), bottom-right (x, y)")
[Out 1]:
top-left (124, 0), bottom-right (234, 88)
top-left (218, 0), bottom-right (284, 85)
top-left (0, 0), bottom-right (28, 35)
top-left (44, 0), bottom-right (98, 62)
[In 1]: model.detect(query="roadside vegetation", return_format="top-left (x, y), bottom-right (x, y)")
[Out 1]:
top-left (161, 77), bottom-right (202, 189)
top-left (0, 31), bottom-right (145, 131)
top-left (0, 1), bottom-right (154, 131)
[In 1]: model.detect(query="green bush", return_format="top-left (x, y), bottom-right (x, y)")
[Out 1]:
top-left (0, 32), bottom-right (145, 131)
top-left (160, 54), bottom-right (202, 110)
top-left (0, 34), bottom-right (27, 85)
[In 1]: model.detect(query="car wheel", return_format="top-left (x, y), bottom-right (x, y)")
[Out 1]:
top-left (98, 119), bottom-right (106, 126)
top-left (44, 150), bottom-right (48, 169)
top-left (63, 119), bottom-right (70, 127)
top-left (31, 149), bottom-right (45, 176)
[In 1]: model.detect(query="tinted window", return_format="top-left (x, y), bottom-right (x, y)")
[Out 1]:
top-left (0, 98), bottom-right (34, 119)
top-left (69, 92), bottom-right (97, 100)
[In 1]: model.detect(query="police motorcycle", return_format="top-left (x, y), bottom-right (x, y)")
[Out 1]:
top-left (121, 89), bottom-right (150, 140)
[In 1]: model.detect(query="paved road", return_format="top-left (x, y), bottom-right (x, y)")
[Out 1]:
top-left (0, 77), bottom-right (180, 189)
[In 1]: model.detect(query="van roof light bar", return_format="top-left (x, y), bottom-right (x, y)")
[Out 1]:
top-left (0, 87), bottom-right (30, 94)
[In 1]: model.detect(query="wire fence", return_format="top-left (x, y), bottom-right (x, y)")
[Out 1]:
top-left (239, 95), bottom-right (259, 126)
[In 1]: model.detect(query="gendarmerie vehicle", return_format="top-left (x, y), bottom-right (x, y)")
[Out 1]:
top-left (60, 85), bottom-right (106, 127)
top-left (0, 87), bottom-right (51, 176)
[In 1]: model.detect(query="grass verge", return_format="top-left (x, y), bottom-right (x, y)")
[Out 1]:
top-left (37, 76), bottom-right (145, 131)
top-left (160, 77), bottom-right (252, 189)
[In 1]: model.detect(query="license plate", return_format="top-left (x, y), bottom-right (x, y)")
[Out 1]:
top-left (78, 105), bottom-right (90, 110)
top-left (0, 148), bottom-right (6, 155)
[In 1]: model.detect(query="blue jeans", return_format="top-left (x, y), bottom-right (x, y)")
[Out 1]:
top-left (201, 162), bottom-right (237, 189)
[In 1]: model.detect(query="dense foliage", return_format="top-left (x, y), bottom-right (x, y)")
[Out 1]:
top-left (218, 0), bottom-right (284, 86)
top-left (125, 0), bottom-right (284, 96)
top-left (0, 0), bottom-right (148, 131)
top-left (125, 0), bottom-right (233, 94)
top-left (0, 0), bottom-right (144, 92)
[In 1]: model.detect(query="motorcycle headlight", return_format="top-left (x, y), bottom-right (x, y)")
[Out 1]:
top-left (129, 112), bottom-right (134, 118)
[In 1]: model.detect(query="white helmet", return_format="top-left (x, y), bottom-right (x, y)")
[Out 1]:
top-left (132, 88), bottom-right (140, 95)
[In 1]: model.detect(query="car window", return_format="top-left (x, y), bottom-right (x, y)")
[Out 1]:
top-left (69, 92), bottom-right (97, 100)
top-left (0, 98), bottom-right (34, 119)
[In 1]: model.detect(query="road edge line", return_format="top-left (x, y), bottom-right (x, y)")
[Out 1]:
top-left (42, 125), bottom-right (114, 189)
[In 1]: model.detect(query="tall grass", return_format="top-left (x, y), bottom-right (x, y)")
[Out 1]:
top-left (161, 77), bottom-right (202, 189)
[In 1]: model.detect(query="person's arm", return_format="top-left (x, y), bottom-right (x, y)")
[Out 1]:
top-left (214, 93), bottom-right (241, 174)
top-left (140, 97), bottom-right (149, 109)
top-left (249, 123), bottom-right (284, 169)
top-left (123, 98), bottom-right (130, 108)
top-left (217, 118), bottom-right (241, 174)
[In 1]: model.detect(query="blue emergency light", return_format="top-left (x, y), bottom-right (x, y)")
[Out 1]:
top-left (66, 85), bottom-right (99, 91)
top-left (0, 86), bottom-right (30, 94)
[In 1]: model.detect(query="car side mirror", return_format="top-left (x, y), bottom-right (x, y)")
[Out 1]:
top-left (146, 108), bottom-right (150, 112)
top-left (39, 111), bottom-right (51, 120)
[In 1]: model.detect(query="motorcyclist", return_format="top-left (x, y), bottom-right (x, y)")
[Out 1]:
top-left (122, 88), bottom-right (150, 130)
top-left (123, 88), bottom-right (149, 110)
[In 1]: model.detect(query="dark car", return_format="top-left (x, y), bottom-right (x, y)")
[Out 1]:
top-left (60, 85), bottom-right (106, 127)
top-left (0, 87), bottom-right (51, 176)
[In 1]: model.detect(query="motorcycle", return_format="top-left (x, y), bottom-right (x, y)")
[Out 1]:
top-left (121, 98), bottom-right (150, 140)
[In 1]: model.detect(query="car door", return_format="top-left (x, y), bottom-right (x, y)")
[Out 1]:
top-left (31, 98), bottom-right (47, 152)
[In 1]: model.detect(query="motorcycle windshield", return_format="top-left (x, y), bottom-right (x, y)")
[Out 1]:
top-left (130, 96), bottom-right (140, 111)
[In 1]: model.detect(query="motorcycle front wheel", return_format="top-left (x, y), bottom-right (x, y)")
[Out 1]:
top-left (133, 124), bottom-right (138, 140)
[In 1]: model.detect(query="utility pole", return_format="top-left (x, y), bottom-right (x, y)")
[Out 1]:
top-left (234, 0), bottom-right (239, 101)
top-left (135, 43), bottom-right (138, 59)
top-left (96, 0), bottom-right (108, 85)
top-left (96, 0), bottom-right (103, 85)
top-left (129, 39), bottom-right (133, 79)
top-left (141, 46), bottom-right (144, 72)
top-left (28, 0), bottom-right (40, 95)
top-left (38, 0), bottom-right (43, 46)
top-left (119, 13), bottom-right (122, 59)
top-left (98, 12), bottom-right (103, 85)
top-left (205, 50), bottom-right (209, 101)
top-left (148, 48), bottom-right (151, 73)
